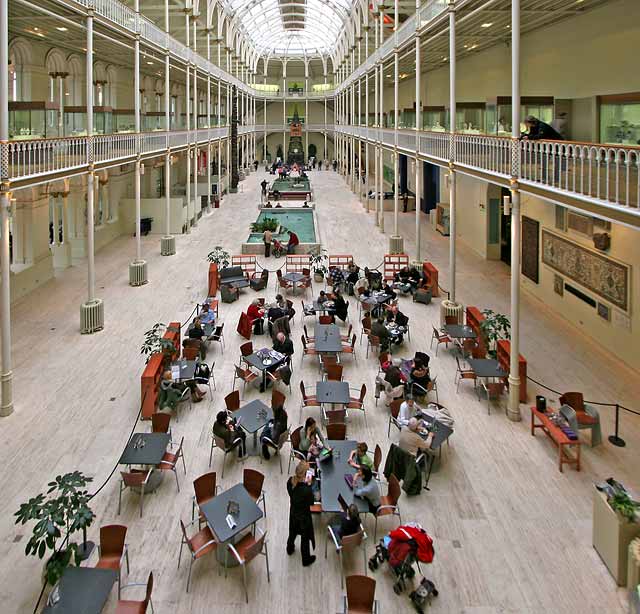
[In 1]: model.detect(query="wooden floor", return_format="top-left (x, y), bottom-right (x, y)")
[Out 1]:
top-left (1, 168), bottom-right (639, 614)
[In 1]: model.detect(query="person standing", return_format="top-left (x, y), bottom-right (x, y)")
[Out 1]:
top-left (403, 192), bottom-right (409, 213)
top-left (287, 230), bottom-right (300, 254)
top-left (260, 179), bottom-right (268, 199)
top-left (286, 461), bottom-right (316, 566)
top-left (263, 227), bottom-right (272, 257)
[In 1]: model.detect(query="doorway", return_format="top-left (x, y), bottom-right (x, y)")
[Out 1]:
top-left (500, 186), bottom-right (512, 266)
top-left (422, 162), bottom-right (440, 213)
top-left (399, 154), bottom-right (408, 195)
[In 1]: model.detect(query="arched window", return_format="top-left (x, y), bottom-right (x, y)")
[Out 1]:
top-left (8, 38), bottom-right (33, 102)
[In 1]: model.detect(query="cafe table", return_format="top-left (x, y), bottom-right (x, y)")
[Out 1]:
top-left (119, 432), bottom-right (171, 492)
top-left (234, 399), bottom-right (273, 456)
top-left (467, 358), bottom-right (507, 380)
top-left (42, 566), bottom-right (117, 614)
top-left (244, 349), bottom-right (286, 391)
top-left (313, 324), bottom-right (343, 353)
top-left (170, 359), bottom-right (197, 382)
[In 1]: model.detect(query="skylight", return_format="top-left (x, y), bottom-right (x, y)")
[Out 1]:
top-left (224, 0), bottom-right (352, 57)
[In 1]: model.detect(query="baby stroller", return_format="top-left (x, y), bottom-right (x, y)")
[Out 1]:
top-left (272, 239), bottom-right (286, 258)
top-left (368, 525), bottom-right (438, 613)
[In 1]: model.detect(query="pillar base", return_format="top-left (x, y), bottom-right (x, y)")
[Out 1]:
top-left (507, 377), bottom-right (522, 422)
top-left (389, 235), bottom-right (404, 254)
top-left (161, 236), bottom-right (176, 256)
top-left (129, 260), bottom-right (148, 287)
top-left (440, 299), bottom-right (463, 327)
top-left (80, 298), bottom-right (104, 334)
top-left (0, 370), bottom-right (14, 417)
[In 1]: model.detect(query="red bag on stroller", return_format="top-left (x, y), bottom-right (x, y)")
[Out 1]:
top-left (388, 526), bottom-right (435, 564)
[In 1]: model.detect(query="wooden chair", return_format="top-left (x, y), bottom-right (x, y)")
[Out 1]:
top-left (360, 316), bottom-right (372, 346)
top-left (240, 341), bottom-right (254, 362)
top-left (482, 381), bottom-right (506, 415)
top-left (430, 325), bottom-right (451, 356)
top-left (261, 428), bottom-right (290, 474)
top-left (271, 388), bottom-right (286, 410)
top-left (151, 413), bottom-right (172, 439)
top-left (118, 469), bottom-right (152, 518)
top-left (366, 334), bottom-right (380, 358)
top-left (233, 364), bottom-right (259, 394)
top-left (267, 368), bottom-right (292, 394)
top-left (327, 423), bottom-right (347, 440)
top-left (210, 323), bottom-right (225, 352)
top-left (225, 390), bottom-right (241, 412)
top-left (114, 571), bottom-right (154, 614)
top-left (325, 526), bottom-right (368, 589)
top-left (209, 432), bottom-right (243, 478)
top-left (374, 474), bottom-right (402, 539)
top-left (340, 575), bottom-right (379, 614)
top-left (387, 399), bottom-right (403, 437)
top-left (341, 334), bottom-right (357, 363)
top-left (347, 384), bottom-right (367, 425)
top-left (376, 352), bottom-right (390, 376)
top-left (300, 335), bottom-right (318, 366)
top-left (323, 406), bottom-right (347, 425)
top-left (299, 381), bottom-right (321, 421)
top-left (178, 519), bottom-right (218, 592)
top-left (288, 426), bottom-right (307, 473)
top-left (194, 360), bottom-right (216, 396)
top-left (371, 444), bottom-right (383, 481)
top-left (191, 472), bottom-right (218, 527)
top-left (157, 436), bottom-right (186, 492)
top-left (243, 468), bottom-right (266, 516)
top-left (325, 363), bottom-right (344, 382)
top-left (321, 354), bottom-right (338, 371)
top-left (95, 525), bottom-right (129, 599)
top-left (226, 528), bottom-right (270, 604)
top-left (182, 344), bottom-right (200, 361)
top-left (455, 356), bottom-right (478, 397)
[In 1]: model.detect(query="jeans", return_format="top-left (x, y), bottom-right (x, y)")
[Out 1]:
top-left (264, 242), bottom-right (271, 257)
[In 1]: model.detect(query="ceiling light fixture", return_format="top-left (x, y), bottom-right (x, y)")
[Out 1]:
top-left (481, 22), bottom-right (493, 28)
top-left (56, 27), bottom-right (68, 32)
top-left (146, 61), bottom-right (154, 65)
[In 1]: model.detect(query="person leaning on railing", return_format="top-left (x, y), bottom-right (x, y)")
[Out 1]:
top-left (520, 115), bottom-right (564, 141)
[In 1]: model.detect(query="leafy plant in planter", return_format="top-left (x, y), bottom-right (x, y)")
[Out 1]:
top-left (15, 472), bottom-right (95, 586)
top-left (140, 322), bottom-right (178, 364)
top-left (206, 246), bottom-right (231, 268)
top-left (250, 217), bottom-right (279, 233)
top-left (479, 309), bottom-right (511, 358)
top-left (309, 248), bottom-right (328, 281)
top-left (609, 491), bottom-right (640, 522)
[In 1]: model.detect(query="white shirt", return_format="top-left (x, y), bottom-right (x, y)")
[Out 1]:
top-left (398, 401), bottom-right (417, 427)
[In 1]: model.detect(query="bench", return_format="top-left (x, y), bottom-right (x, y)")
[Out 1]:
top-left (220, 266), bottom-right (249, 287)
top-left (530, 406), bottom-right (581, 472)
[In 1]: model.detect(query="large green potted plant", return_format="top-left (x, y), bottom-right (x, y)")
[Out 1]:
top-left (141, 322), bottom-right (178, 366)
top-left (250, 217), bottom-right (280, 233)
top-left (14, 472), bottom-right (95, 587)
top-left (310, 248), bottom-right (328, 282)
top-left (206, 246), bottom-right (231, 268)
top-left (479, 309), bottom-right (511, 358)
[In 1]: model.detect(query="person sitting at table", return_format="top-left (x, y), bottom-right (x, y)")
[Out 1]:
top-left (187, 318), bottom-right (207, 358)
top-left (330, 504), bottom-right (361, 542)
top-left (346, 263), bottom-right (359, 284)
top-left (410, 360), bottom-right (431, 398)
top-left (261, 403), bottom-right (288, 460)
top-left (398, 397), bottom-right (418, 427)
top-left (354, 275), bottom-right (369, 296)
top-left (317, 290), bottom-right (329, 305)
top-left (286, 461), bottom-right (316, 567)
top-left (399, 418), bottom-right (433, 458)
top-left (353, 465), bottom-right (380, 514)
top-left (300, 417), bottom-right (326, 461)
top-left (413, 351), bottom-right (430, 369)
top-left (332, 288), bottom-right (349, 323)
top-left (213, 410), bottom-right (246, 459)
top-left (199, 302), bottom-right (216, 325)
top-left (385, 305), bottom-right (409, 345)
top-left (159, 370), bottom-right (205, 409)
top-left (287, 231), bottom-right (300, 254)
top-left (371, 316), bottom-right (391, 352)
top-left (248, 299), bottom-right (265, 335)
top-left (394, 266), bottom-right (412, 293)
top-left (273, 331), bottom-right (294, 361)
top-left (264, 201), bottom-right (273, 208)
top-left (384, 363), bottom-right (406, 388)
top-left (348, 442), bottom-right (374, 470)
top-left (382, 281), bottom-right (397, 300)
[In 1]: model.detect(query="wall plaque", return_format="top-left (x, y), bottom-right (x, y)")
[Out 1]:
top-left (521, 216), bottom-right (539, 284)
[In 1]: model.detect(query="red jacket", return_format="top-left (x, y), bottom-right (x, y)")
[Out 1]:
top-left (388, 526), bottom-right (434, 563)
top-left (247, 303), bottom-right (263, 323)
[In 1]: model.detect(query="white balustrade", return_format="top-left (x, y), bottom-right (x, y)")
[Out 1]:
top-left (419, 132), bottom-right (448, 161)
top-left (94, 133), bottom-right (137, 163)
top-left (456, 134), bottom-right (511, 177)
top-left (7, 137), bottom-right (87, 181)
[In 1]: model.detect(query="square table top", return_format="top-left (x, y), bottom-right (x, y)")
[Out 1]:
top-left (227, 279), bottom-right (250, 289)
top-left (245, 349), bottom-right (286, 372)
top-left (170, 359), bottom-right (197, 381)
top-left (119, 432), bottom-right (170, 466)
top-left (310, 300), bottom-right (335, 312)
top-left (283, 272), bottom-right (305, 283)
top-left (316, 381), bottom-right (350, 405)
top-left (318, 440), bottom-right (369, 514)
top-left (235, 399), bottom-right (273, 434)
top-left (43, 566), bottom-right (117, 614)
top-left (201, 483), bottom-right (263, 543)
top-left (443, 324), bottom-right (478, 339)
top-left (313, 324), bottom-right (343, 353)
top-left (467, 358), bottom-right (507, 379)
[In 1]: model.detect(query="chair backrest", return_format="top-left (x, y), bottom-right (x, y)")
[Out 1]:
top-left (487, 382), bottom-right (505, 398)
top-left (559, 404), bottom-right (578, 431)
top-left (350, 334), bottom-right (357, 349)
top-left (345, 575), bottom-right (376, 613)
top-left (243, 468), bottom-right (265, 501)
top-left (559, 392), bottom-right (585, 412)
top-left (303, 324), bottom-right (312, 339)
top-left (432, 325), bottom-right (440, 337)
top-left (300, 335), bottom-right (308, 350)
top-left (143, 572), bottom-right (154, 607)
top-left (171, 436), bottom-right (185, 463)
top-left (368, 334), bottom-right (380, 347)
top-left (121, 470), bottom-right (147, 488)
top-left (243, 530), bottom-right (267, 565)
top-left (240, 341), bottom-right (254, 357)
top-left (319, 315), bottom-right (334, 325)
top-left (389, 399), bottom-right (402, 419)
top-left (299, 381), bottom-right (308, 400)
top-left (213, 433), bottom-right (230, 452)
top-left (225, 390), bottom-right (240, 411)
top-left (341, 529), bottom-right (365, 553)
top-left (290, 425), bottom-right (303, 450)
top-left (358, 384), bottom-right (367, 402)
top-left (378, 352), bottom-right (389, 368)
top-left (322, 355), bottom-right (338, 368)
top-left (193, 472), bottom-right (217, 506)
top-left (183, 345), bottom-right (199, 360)
top-left (212, 323), bottom-right (224, 340)
top-left (326, 364), bottom-right (343, 381)
top-left (235, 365), bottom-right (250, 381)
top-left (327, 408), bottom-right (347, 424)
top-left (151, 412), bottom-right (171, 433)
top-left (272, 389), bottom-right (286, 409)
top-left (373, 444), bottom-right (382, 473)
top-left (327, 423), bottom-right (346, 440)
top-left (386, 474), bottom-right (401, 505)
top-left (362, 317), bottom-right (371, 331)
top-left (99, 524), bottom-right (127, 558)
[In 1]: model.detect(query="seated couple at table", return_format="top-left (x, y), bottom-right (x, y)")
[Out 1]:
top-left (385, 305), bottom-right (409, 344)
top-left (159, 369), bottom-right (206, 407)
top-left (213, 410), bottom-right (247, 458)
top-left (186, 318), bottom-right (208, 358)
top-left (268, 295), bottom-right (296, 322)
top-left (394, 266), bottom-right (423, 294)
top-left (317, 289), bottom-right (348, 322)
top-left (399, 417), bottom-right (434, 458)
top-left (199, 302), bottom-right (216, 324)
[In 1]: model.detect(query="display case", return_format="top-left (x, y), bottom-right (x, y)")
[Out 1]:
top-left (114, 109), bottom-right (135, 133)
top-left (401, 107), bottom-right (416, 129)
top-left (142, 112), bottom-right (168, 132)
top-left (487, 96), bottom-right (554, 136)
top-left (64, 106), bottom-right (113, 135)
top-left (423, 106), bottom-right (447, 131)
top-left (452, 102), bottom-right (486, 134)
top-left (8, 101), bottom-right (60, 139)
top-left (598, 93), bottom-right (640, 145)
top-left (436, 202), bottom-right (450, 235)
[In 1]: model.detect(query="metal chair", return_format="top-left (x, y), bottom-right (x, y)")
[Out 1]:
top-left (299, 381), bottom-right (321, 421)
top-left (374, 474), bottom-right (402, 539)
top-left (233, 364), bottom-right (259, 394)
top-left (323, 406), bottom-right (347, 425)
top-left (482, 381), bottom-right (506, 414)
top-left (288, 425), bottom-right (307, 473)
top-left (430, 325), bottom-right (451, 356)
top-left (210, 323), bottom-right (225, 352)
top-left (225, 390), bottom-right (241, 412)
top-left (114, 571), bottom-right (154, 614)
top-left (178, 519), bottom-right (218, 593)
top-left (387, 399), bottom-right (403, 437)
top-left (118, 469), bottom-right (152, 518)
top-left (341, 334), bottom-right (358, 363)
top-left (157, 436), bottom-right (186, 492)
top-left (366, 334), bottom-right (380, 358)
top-left (243, 468), bottom-right (267, 516)
top-left (95, 525), bottom-right (130, 599)
top-left (240, 341), bottom-right (254, 363)
top-left (151, 412), bottom-right (172, 440)
top-left (325, 363), bottom-right (344, 382)
top-left (325, 526), bottom-right (368, 589)
top-left (225, 528), bottom-right (270, 604)
top-left (261, 428), bottom-right (290, 474)
top-left (194, 360), bottom-right (216, 396)
top-left (209, 432), bottom-right (243, 478)
top-left (347, 384), bottom-right (367, 425)
top-left (455, 356), bottom-right (478, 397)
top-left (191, 472), bottom-right (218, 527)
top-left (340, 575), bottom-right (379, 614)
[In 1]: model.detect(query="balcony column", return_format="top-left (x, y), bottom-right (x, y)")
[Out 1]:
top-left (391, 0), bottom-right (402, 252)
top-left (226, 83), bottom-right (230, 195)
top-left (218, 79), bottom-right (223, 204)
top-left (129, 0), bottom-right (147, 286)
top-left (415, 26), bottom-right (422, 261)
top-left (206, 27), bottom-right (212, 213)
top-left (378, 59), bottom-right (384, 233)
top-left (364, 25), bottom-right (370, 213)
top-left (373, 44), bottom-right (379, 226)
top-left (508, 0), bottom-right (522, 422)
top-left (0, 0), bottom-right (11, 414)
top-left (448, 0), bottom-right (457, 301)
top-left (191, 15), bottom-right (198, 227)
top-left (80, 7), bottom-right (104, 334)
top-left (323, 70), bottom-right (327, 161)
top-left (351, 83), bottom-right (355, 192)
top-left (161, 0), bottom-right (174, 255)
top-left (184, 9), bottom-right (191, 234)
top-left (358, 77), bottom-right (362, 202)
top-left (282, 62), bottom-right (287, 165)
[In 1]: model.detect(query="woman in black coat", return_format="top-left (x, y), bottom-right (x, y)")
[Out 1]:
top-left (332, 288), bottom-right (349, 322)
top-left (286, 461), bottom-right (316, 566)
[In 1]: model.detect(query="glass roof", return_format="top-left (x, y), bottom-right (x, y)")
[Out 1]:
top-left (225, 0), bottom-right (352, 57)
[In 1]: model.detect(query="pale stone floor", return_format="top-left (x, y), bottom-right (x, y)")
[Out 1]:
top-left (1, 168), bottom-right (639, 613)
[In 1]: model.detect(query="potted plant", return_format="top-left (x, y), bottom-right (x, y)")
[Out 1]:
top-left (140, 322), bottom-right (178, 366)
top-left (14, 471), bottom-right (95, 587)
top-left (206, 246), bottom-right (231, 269)
top-left (310, 248), bottom-right (328, 282)
top-left (479, 309), bottom-right (511, 358)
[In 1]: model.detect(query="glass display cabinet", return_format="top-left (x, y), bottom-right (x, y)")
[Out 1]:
top-left (142, 112), bottom-right (168, 132)
top-left (486, 96), bottom-right (554, 136)
top-left (64, 106), bottom-right (113, 135)
top-left (423, 106), bottom-right (447, 131)
top-left (599, 94), bottom-right (640, 145)
top-left (114, 109), bottom-right (135, 133)
top-left (401, 107), bottom-right (416, 129)
top-left (452, 102), bottom-right (486, 134)
top-left (9, 101), bottom-right (60, 139)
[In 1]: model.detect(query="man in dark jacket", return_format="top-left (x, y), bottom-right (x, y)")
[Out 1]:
top-left (212, 411), bottom-right (246, 458)
top-left (521, 115), bottom-right (564, 141)
top-left (273, 332), bottom-right (294, 359)
top-left (371, 316), bottom-right (391, 352)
